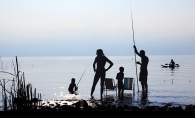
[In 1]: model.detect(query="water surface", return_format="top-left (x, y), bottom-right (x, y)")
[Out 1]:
top-left (0, 55), bottom-right (195, 110)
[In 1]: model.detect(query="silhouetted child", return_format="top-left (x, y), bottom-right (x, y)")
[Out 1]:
top-left (116, 66), bottom-right (124, 99)
top-left (68, 78), bottom-right (78, 94)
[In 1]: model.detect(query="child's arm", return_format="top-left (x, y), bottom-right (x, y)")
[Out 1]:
top-left (75, 84), bottom-right (78, 91)
top-left (116, 73), bottom-right (119, 80)
top-left (68, 84), bottom-right (71, 91)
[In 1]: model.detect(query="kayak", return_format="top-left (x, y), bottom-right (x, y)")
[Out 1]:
top-left (161, 64), bottom-right (180, 68)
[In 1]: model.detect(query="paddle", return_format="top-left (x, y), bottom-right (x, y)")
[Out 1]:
top-left (175, 64), bottom-right (180, 67)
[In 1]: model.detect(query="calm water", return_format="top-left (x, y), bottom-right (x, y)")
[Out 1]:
top-left (0, 55), bottom-right (195, 110)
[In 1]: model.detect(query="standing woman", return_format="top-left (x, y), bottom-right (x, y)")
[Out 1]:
top-left (90, 49), bottom-right (114, 99)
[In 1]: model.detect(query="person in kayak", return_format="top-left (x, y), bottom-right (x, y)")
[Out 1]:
top-left (169, 59), bottom-right (175, 68)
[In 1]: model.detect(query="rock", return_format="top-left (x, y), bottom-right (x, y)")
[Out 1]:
top-left (185, 104), bottom-right (195, 111)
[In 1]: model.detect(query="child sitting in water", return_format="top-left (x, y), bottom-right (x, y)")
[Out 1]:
top-left (116, 66), bottom-right (124, 99)
top-left (68, 78), bottom-right (78, 94)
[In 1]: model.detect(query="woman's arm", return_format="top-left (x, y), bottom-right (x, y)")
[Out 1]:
top-left (93, 58), bottom-right (97, 72)
top-left (105, 58), bottom-right (113, 71)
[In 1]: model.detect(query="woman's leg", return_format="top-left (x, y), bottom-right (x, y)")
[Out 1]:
top-left (100, 72), bottom-right (106, 99)
top-left (90, 72), bottom-right (100, 97)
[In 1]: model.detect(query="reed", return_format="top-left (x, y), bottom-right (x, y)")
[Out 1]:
top-left (0, 56), bottom-right (41, 111)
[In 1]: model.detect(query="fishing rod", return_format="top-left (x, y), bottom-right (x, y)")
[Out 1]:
top-left (129, 1), bottom-right (139, 92)
top-left (76, 64), bottom-right (89, 87)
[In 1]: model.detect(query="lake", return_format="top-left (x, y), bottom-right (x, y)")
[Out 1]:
top-left (0, 55), bottom-right (195, 110)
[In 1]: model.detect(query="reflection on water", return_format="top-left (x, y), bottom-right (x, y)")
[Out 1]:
top-left (139, 92), bottom-right (149, 106)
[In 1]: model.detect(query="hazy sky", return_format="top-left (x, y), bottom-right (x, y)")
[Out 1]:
top-left (1, 0), bottom-right (195, 56)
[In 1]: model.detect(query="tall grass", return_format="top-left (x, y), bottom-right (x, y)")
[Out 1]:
top-left (0, 56), bottom-right (41, 111)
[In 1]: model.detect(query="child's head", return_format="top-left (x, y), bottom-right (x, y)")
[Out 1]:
top-left (119, 66), bottom-right (124, 72)
top-left (71, 78), bottom-right (75, 83)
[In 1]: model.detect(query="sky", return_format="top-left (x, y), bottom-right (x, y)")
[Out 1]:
top-left (0, 0), bottom-right (195, 57)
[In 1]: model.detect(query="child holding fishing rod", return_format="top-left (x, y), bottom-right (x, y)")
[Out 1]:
top-left (68, 65), bottom-right (89, 95)
top-left (68, 78), bottom-right (78, 94)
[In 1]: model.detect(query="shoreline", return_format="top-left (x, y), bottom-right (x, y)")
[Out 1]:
top-left (5, 97), bottom-right (195, 111)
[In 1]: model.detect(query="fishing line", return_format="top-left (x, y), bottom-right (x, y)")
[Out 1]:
top-left (76, 64), bottom-right (89, 87)
top-left (129, 0), bottom-right (139, 92)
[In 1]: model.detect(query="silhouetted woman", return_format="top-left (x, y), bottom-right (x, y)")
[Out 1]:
top-left (133, 45), bottom-right (149, 93)
top-left (90, 49), bottom-right (113, 99)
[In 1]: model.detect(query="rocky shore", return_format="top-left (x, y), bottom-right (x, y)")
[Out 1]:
top-left (9, 98), bottom-right (195, 111)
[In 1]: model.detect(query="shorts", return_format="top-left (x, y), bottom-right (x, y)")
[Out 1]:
top-left (139, 71), bottom-right (148, 82)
